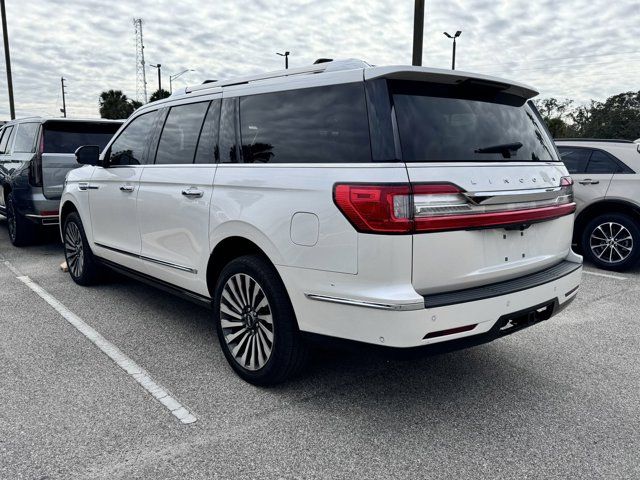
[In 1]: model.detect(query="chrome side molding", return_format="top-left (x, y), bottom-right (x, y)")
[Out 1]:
top-left (305, 293), bottom-right (424, 311)
top-left (94, 242), bottom-right (198, 274)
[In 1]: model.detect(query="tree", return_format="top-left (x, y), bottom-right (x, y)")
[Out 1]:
top-left (575, 92), bottom-right (640, 140)
top-left (149, 88), bottom-right (171, 102)
top-left (533, 97), bottom-right (574, 138)
top-left (98, 90), bottom-right (140, 119)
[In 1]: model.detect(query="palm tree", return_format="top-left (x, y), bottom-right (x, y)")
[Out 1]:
top-left (149, 89), bottom-right (171, 102)
top-left (98, 90), bottom-right (140, 119)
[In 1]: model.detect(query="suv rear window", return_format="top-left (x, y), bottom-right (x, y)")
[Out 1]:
top-left (43, 121), bottom-right (121, 154)
top-left (391, 80), bottom-right (558, 162)
top-left (239, 83), bottom-right (371, 163)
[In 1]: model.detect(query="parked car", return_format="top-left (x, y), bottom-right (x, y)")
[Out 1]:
top-left (556, 139), bottom-right (640, 271)
top-left (60, 60), bottom-right (582, 385)
top-left (0, 117), bottom-right (123, 246)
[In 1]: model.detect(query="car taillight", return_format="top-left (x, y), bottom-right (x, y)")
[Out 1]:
top-left (29, 131), bottom-right (44, 187)
top-left (334, 180), bottom-right (576, 234)
top-left (333, 184), bottom-right (413, 233)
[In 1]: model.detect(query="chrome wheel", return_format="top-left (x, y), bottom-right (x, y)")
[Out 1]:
top-left (220, 274), bottom-right (274, 371)
top-left (590, 222), bottom-right (633, 265)
top-left (64, 222), bottom-right (85, 278)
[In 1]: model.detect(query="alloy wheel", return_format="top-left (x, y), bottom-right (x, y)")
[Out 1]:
top-left (220, 273), bottom-right (274, 371)
top-left (590, 222), bottom-right (633, 265)
top-left (64, 222), bottom-right (85, 278)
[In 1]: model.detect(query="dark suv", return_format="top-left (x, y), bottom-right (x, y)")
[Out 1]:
top-left (0, 117), bottom-right (122, 246)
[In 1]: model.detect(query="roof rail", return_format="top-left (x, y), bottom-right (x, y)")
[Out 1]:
top-left (184, 59), bottom-right (370, 95)
top-left (556, 138), bottom-right (635, 144)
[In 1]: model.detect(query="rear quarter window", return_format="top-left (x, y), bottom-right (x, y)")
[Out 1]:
top-left (391, 80), bottom-right (558, 162)
top-left (13, 123), bottom-right (39, 153)
top-left (238, 83), bottom-right (371, 163)
top-left (43, 121), bottom-right (122, 154)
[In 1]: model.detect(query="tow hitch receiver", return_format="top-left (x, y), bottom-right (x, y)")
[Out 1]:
top-left (497, 300), bottom-right (556, 336)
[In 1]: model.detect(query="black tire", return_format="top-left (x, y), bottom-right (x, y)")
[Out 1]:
top-left (63, 212), bottom-right (103, 285)
top-left (6, 192), bottom-right (37, 247)
top-left (213, 254), bottom-right (308, 386)
top-left (581, 213), bottom-right (640, 271)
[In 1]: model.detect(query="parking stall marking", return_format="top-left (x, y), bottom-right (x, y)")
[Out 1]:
top-left (582, 270), bottom-right (627, 281)
top-left (2, 259), bottom-right (197, 425)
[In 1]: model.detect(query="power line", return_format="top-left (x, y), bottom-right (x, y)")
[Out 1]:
top-left (490, 57), bottom-right (640, 75)
top-left (466, 49), bottom-right (640, 70)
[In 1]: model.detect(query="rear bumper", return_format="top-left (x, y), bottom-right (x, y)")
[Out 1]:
top-left (10, 186), bottom-right (61, 225)
top-left (283, 259), bottom-right (582, 349)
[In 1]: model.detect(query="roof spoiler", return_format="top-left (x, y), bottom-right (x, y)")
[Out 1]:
top-left (365, 66), bottom-right (538, 99)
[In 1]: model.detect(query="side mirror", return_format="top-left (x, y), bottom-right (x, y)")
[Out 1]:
top-left (75, 145), bottom-right (100, 166)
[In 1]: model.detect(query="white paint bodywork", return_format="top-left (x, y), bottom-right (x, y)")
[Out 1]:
top-left (61, 62), bottom-right (582, 349)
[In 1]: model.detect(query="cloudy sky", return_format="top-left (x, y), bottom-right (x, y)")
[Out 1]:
top-left (0, 0), bottom-right (638, 119)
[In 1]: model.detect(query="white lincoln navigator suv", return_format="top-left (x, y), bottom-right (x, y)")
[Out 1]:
top-left (60, 59), bottom-right (582, 385)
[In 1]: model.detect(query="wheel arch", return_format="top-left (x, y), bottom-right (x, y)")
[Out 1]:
top-left (59, 200), bottom-right (79, 227)
top-left (206, 236), bottom-right (277, 298)
top-left (575, 199), bottom-right (640, 238)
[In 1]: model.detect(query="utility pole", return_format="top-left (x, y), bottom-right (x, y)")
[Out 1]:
top-left (412, 0), bottom-right (425, 66)
top-left (276, 51), bottom-right (290, 69)
top-left (444, 31), bottom-right (462, 70)
top-left (150, 63), bottom-right (161, 91)
top-left (60, 77), bottom-right (67, 117)
top-left (1, 0), bottom-right (15, 119)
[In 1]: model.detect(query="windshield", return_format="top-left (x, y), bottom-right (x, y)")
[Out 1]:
top-left (43, 121), bottom-right (122, 154)
top-left (391, 80), bottom-right (558, 162)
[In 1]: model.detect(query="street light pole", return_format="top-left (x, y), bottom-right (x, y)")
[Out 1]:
top-left (169, 69), bottom-right (195, 93)
top-left (1, 0), bottom-right (15, 119)
top-left (412, 0), bottom-right (425, 66)
top-left (150, 64), bottom-right (162, 91)
top-left (276, 51), bottom-right (290, 69)
top-left (443, 30), bottom-right (462, 70)
top-left (60, 77), bottom-right (67, 118)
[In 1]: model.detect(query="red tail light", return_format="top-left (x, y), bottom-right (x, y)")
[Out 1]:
top-left (334, 180), bottom-right (576, 234)
top-left (333, 184), bottom-right (412, 233)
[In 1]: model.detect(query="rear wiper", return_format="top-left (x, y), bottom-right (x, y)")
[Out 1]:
top-left (475, 142), bottom-right (523, 159)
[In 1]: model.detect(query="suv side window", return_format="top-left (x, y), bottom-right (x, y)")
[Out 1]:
top-left (558, 147), bottom-right (590, 174)
top-left (195, 99), bottom-right (221, 164)
top-left (155, 102), bottom-right (210, 165)
top-left (108, 111), bottom-right (159, 166)
top-left (586, 150), bottom-right (620, 174)
top-left (13, 123), bottom-right (39, 153)
top-left (0, 125), bottom-right (15, 154)
top-left (239, 83), bottom-right (371, 163)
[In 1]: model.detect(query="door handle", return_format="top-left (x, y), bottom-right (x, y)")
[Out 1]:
top-left (578, 179), bottom-right (600, 185)
top-left (79, 183), bottom-right (99, 191)
top-left (182, 188), bottom-right (204, 198)
top-left (119, 185), bottom-right (135, 192)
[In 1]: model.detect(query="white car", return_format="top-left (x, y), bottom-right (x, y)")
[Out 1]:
top-left (60, 59), bottom-right (582, 385)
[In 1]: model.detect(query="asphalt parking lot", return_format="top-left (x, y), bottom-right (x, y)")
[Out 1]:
top-left (1, 218), bottom-right (639, 480)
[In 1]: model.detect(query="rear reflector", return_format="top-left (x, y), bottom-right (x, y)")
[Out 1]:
top-left (334, 178), bottom-right (575, 234)
top-left (423, 324), bottom-right (477, 339)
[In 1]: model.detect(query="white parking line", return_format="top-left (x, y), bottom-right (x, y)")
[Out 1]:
top-left (2, 260), bottom-right (197, 425)
top-left (582, 270), bottom-right (627, 281)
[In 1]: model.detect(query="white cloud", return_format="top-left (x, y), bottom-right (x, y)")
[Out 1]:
top-left (0, 0), bottom-right (637, 119)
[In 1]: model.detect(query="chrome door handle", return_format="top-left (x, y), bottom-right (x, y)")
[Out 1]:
top-left (119, 185), bottom-right (135, 192)
top-left (182, 188), bottom-right (204, 198)
top-left (578, 179), bottom-right (600, 185)
top-left (79, 183), bottom-right (99, 191)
